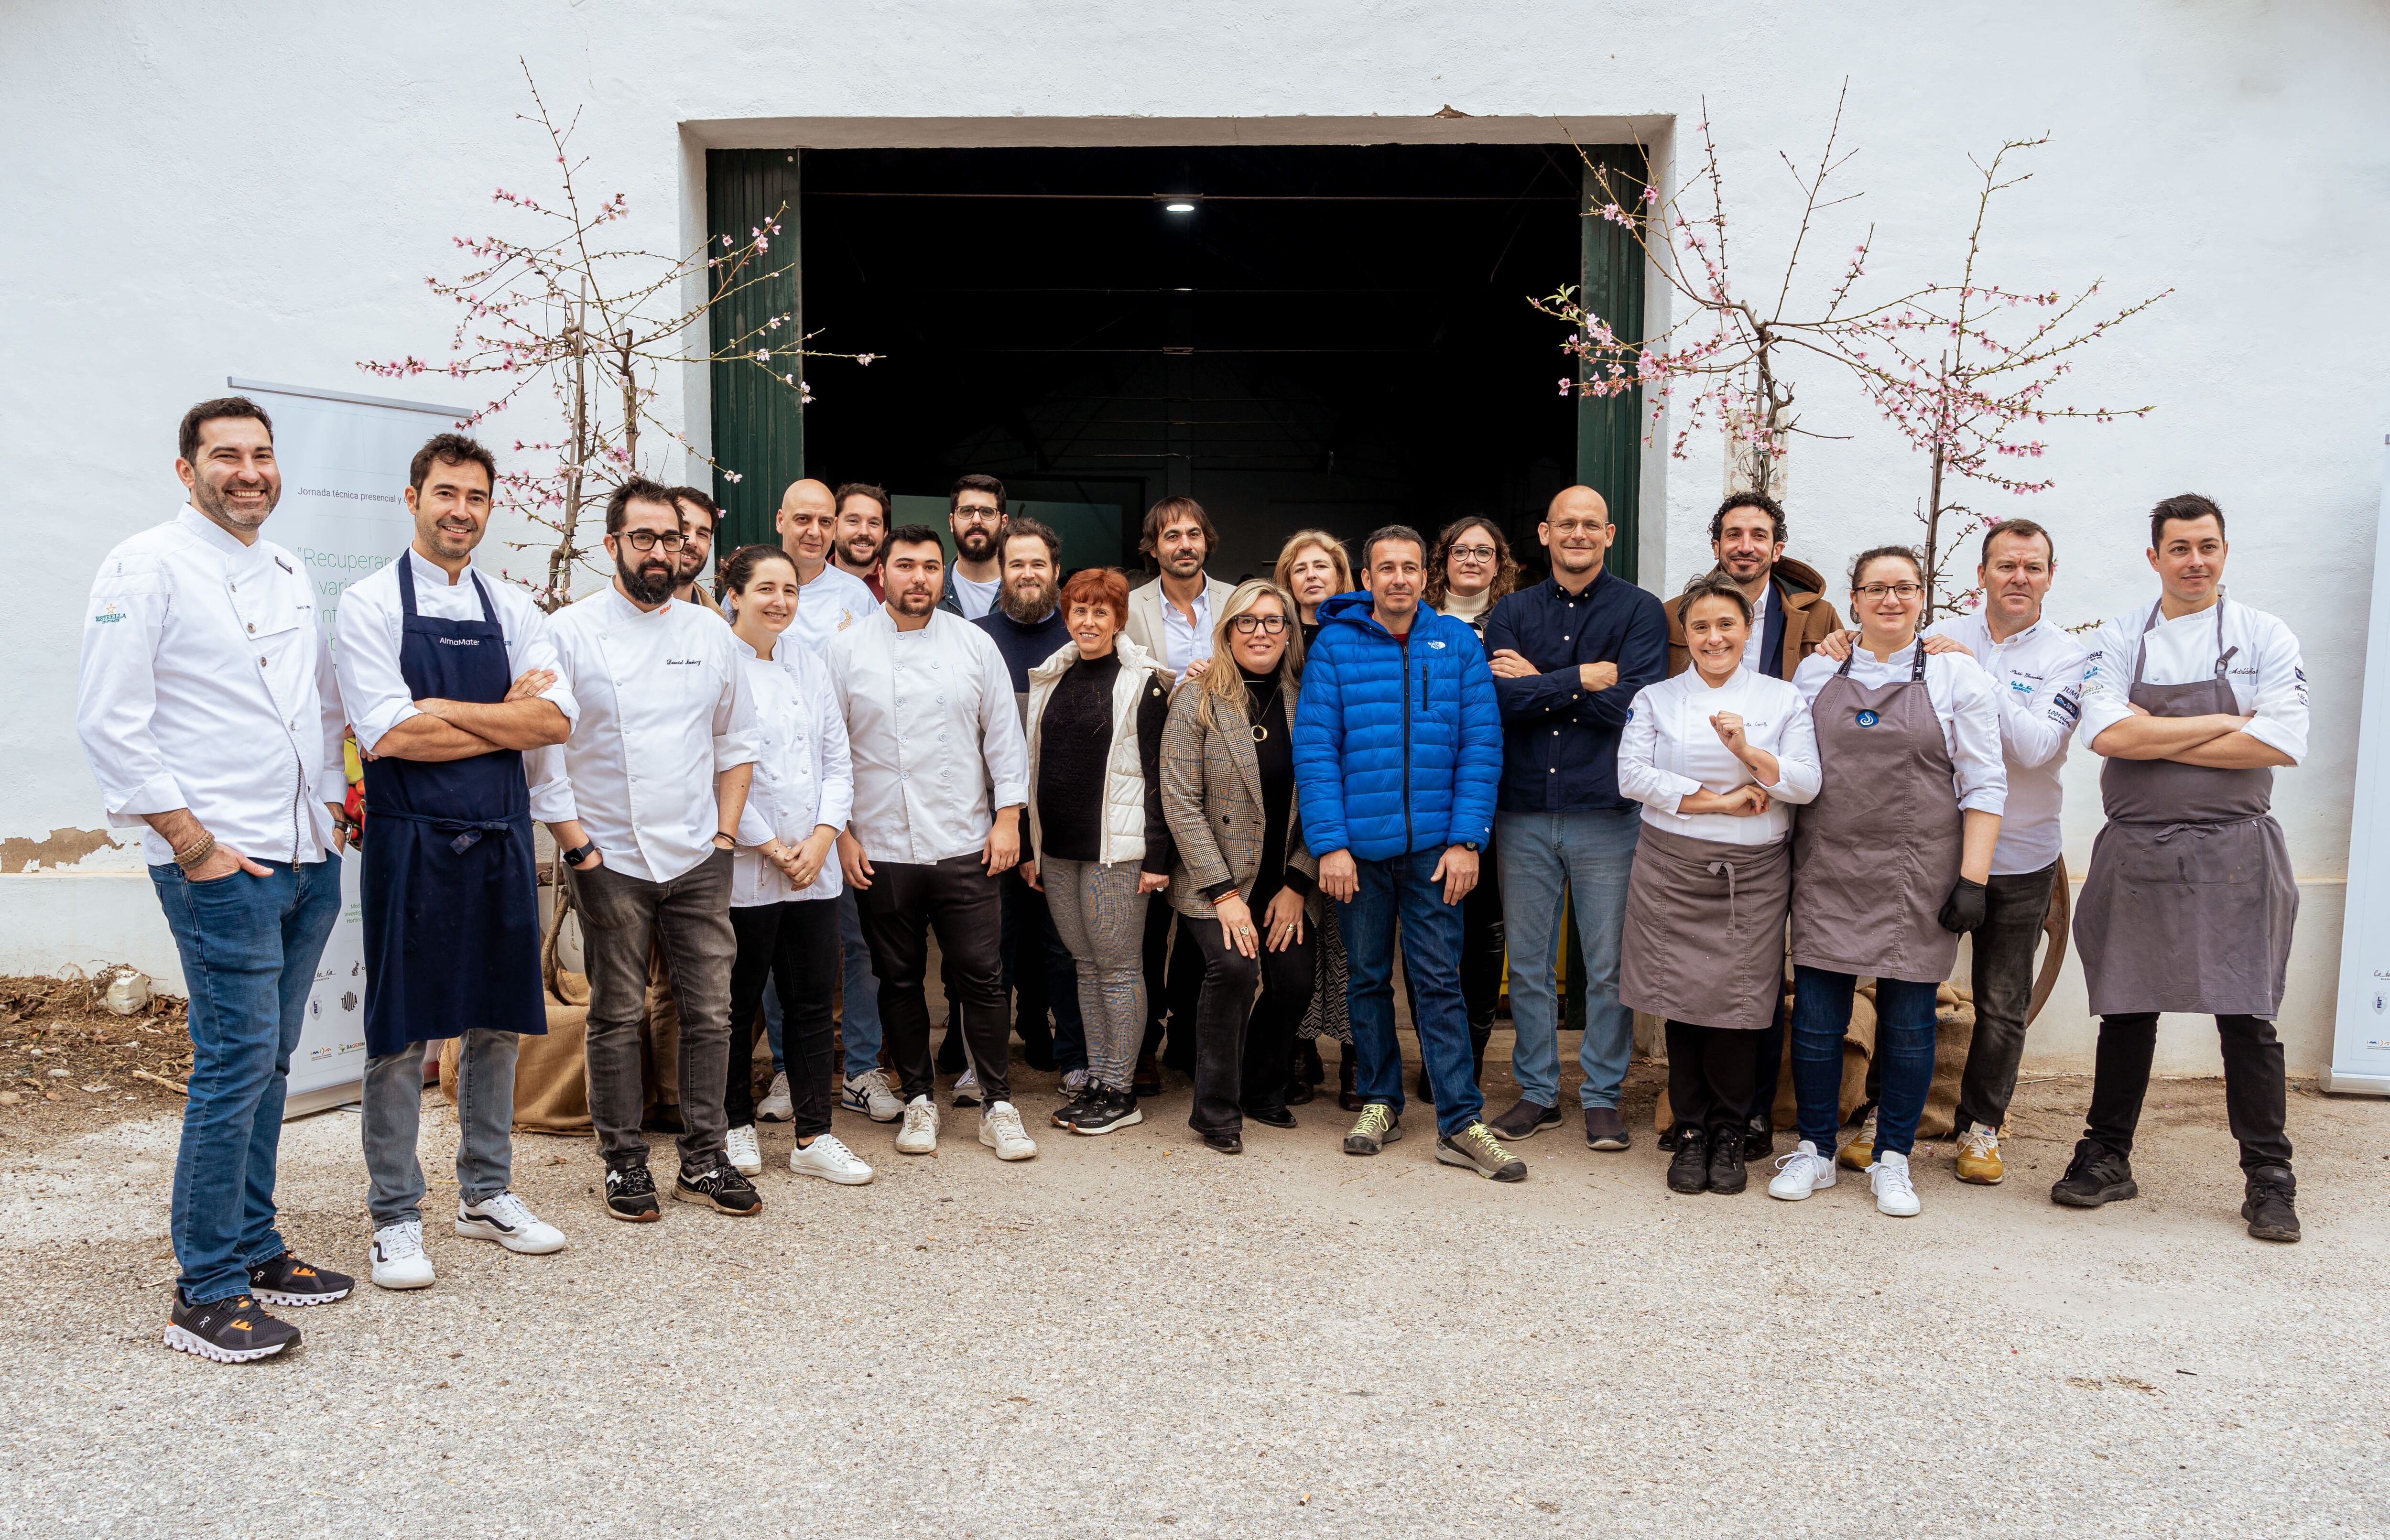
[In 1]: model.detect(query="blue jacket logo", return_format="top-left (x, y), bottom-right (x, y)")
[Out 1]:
top-left (1854, 709), bottom-right (1879, 727)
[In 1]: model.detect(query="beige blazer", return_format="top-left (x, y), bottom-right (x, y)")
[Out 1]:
top-left (1123, 574), bottom-right (1236, 672)
top-left (1159, 671), bottom-right (1319, 920)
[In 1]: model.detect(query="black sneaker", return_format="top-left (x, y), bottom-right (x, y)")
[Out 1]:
top-left (1666, 1126), bottom-right (1710, 1193)
top-left (1743, 1114), bottom-right (1774, 1161)
top-left (1488, 1096), bottom-right (1561, 1143)
top-left (246, 1251), bottom-right (352, 1307)
top-left (1052, 1084), bottom-right (1105, 1128)
top-left (675, 1163), bottom-right (764, 1216)
top-left (1708, 1126), bottom-right (1749, 1194)
top-left (2050, 1138), bottom-right (2139, 1208)
top-left (166, 1292), bottom-right (300, 1363)
top-left (2241, 1164), bottom-right (2301, 1243)
top-left (1200, 1129), bottom-right (1244, 1154)
top-left (604, 1163), bottom-right (662, 1223)
top-left (1074, 1087), bottom-right (1144, 1136)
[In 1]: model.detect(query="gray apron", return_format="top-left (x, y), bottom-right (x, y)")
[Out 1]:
top-left (1620, 823), bottom-right (1792, 1031)
top-left (2073, 599), bottom-right (2298, 1017)
top-left (1790, 641), bottom-right (1964, 983)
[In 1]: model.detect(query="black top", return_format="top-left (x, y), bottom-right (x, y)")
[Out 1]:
top-left (1033, 651), bottom-right (1175, 872)
top-left (973, 605), bottom-right (1073, 696)
top-left (1200, 661), bottom-right (1314, 906)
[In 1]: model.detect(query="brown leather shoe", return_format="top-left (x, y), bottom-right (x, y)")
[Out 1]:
top-left (1337, 1052), bottom-right (1363, 1112)
top-left (1584, 1105), bottom-right (1630, 1150)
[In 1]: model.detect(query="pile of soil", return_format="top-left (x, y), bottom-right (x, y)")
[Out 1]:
top-left (0, 973), bottom-right (194, 1147)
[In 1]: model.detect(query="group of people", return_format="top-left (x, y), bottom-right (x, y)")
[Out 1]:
top-left (77, 394), bottom-right (2312, 1366)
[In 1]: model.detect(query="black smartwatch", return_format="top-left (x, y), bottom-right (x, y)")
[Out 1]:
top-left (1457, 841), bottom-right (1481, 853)
top-left (561, 841), bottom-right (599, 869)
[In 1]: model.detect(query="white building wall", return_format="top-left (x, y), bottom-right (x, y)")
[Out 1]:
top-left (4, 1), bottom-right (2384, 1074)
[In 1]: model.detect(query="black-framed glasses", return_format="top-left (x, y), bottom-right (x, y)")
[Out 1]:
top-left (619, 529), bottom-right (687, 553)
top-left (1231, 614), bottom-right (1288, 635)
top-left (1855, 581), bottom-right (1923, 600)
top-left (1450, 545), bottom-right (1498, 562)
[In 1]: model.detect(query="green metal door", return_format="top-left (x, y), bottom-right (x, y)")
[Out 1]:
top-left (706, 149), bottom-right (804, 552)
top-left (1575, 148), bottom-right (1646, 585)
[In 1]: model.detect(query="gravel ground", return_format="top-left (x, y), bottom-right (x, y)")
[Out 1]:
top-left (2, 1039), bottom-right (2385, 1539)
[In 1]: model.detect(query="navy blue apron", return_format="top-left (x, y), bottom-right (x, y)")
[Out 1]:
top-left (358, 559), bottom-right (546, 1056)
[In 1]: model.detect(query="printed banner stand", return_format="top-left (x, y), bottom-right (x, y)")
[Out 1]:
top-left (2326, 433), bottom-right (2390, 1097)
top-left (228, 378), bottom-right (469, 1117)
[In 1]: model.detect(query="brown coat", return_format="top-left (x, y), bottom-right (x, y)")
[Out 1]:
top-left (1158, 671), bottom-right (1319, 920)
top-left (1663, 556), bottom-right (1841, 680)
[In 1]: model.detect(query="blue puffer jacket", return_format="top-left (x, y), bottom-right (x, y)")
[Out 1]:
top-left (1293, 591), bottom-right (1502, 861)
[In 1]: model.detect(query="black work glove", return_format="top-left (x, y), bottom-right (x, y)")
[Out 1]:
top-left (1937, 876), bottom-right (1988, 934)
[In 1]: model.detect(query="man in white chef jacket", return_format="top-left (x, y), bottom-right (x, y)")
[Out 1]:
top-left (823, 524), bottom-right (1040, 1161)
top-left (531, 477), bottom-right (763, 1223)
top-left (77, 397), bottom-right (356, 1363)
top-left (2057, 494), bottom-right (2307, 1242)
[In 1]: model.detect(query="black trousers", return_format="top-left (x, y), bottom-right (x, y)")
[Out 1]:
top-left (1953, 861), bottom-right (2058, 1132)
top-left (1668, 1020), bottom-right (1757, 1141)
top-left (1188, 910), bottom-right (1316, 1136)
top-left (1140, 902), bottom-right (1204, 1067)
top-left (726, 898), bottom-right (839, 1136)
top-left (2085, 1011), bottom-right (2292, 1173)
top-left (1458, 835), bottom-right (1506, 1030)
top-left (859, 855), bottom-right (1010, 1106)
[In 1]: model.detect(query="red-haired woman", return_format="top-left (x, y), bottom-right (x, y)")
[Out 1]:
top-left (1020, 567), bottom-right (1176, 1135)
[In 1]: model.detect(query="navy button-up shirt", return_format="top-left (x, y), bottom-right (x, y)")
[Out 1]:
top-left (1483, 568), bottom-right (1668, 814)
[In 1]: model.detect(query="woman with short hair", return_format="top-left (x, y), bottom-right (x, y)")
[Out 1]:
top-left (1617, 572), bottom-right (1819, 1195)
top-left (1160, 580), bottom-right (1319, 1152)
top-left (1771, 546), bottom-right (2004, 1217)
top-left (1021, 567), bottom-right (1174, 1136)
top-left (1272, 530), bottom-right (1358, 1107)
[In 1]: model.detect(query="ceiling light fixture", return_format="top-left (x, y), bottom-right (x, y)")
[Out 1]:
top-left (1162, 197), bottom-right (1198, 213)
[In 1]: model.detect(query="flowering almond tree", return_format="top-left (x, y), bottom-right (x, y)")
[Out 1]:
top-left (1843, 136), bottom-right (2170, 614)
top-left (1538, 83), bottom-right (1923, 499)
top-left (361, 64), bottom-right (868, 609)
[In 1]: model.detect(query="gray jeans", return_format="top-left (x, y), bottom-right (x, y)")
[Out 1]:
top-left (361, 1030), bottom-right (519, 1228)
top-left (572, 850), bottom-right (737, 1173)
top-left (1041, 855), bottom-right (1149, 1092)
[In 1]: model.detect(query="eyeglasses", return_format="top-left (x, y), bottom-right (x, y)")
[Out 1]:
top-left (1856, 582), bottom-right (1924, 600)
top-left (618, 529), bottom-right (687, 553)
top-left (1230, 614), bottom-right (1289, 635)
top-left (1450, 545), bottom-right (1497, 562)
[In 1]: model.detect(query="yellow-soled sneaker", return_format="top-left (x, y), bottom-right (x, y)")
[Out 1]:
top-left (1954, 1121), bottom-right (2006, 1185)
top-left (1836, 1110), bottom-right (1877, 1172)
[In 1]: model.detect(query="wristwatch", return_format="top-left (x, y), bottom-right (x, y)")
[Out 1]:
top-left (561, 841), bottom-right (598, 868)
top-left (1457, 841), bottom-right (1481, 853)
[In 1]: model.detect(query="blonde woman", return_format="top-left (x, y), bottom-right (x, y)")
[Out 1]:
top-left (1272, 530), bottom-right (1357, 1106)
top-left (1160, 580), bottom-right (1318, 1152)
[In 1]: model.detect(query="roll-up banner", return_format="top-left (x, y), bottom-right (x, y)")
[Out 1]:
top-left (228, 378), bottom-right (469, 1115)
top-left (2327, 434), bottom-right (2390, 1097)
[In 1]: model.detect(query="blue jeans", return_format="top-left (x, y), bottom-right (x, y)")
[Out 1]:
top-left (1341, 848), bottom-right (1478, 1137)
top-left (1497, 809), bottom-right (1640, 1109)
top-left (1791, 967), bottom-right (1938, 1159)
top-left (149, 857), bottom-right (344, 1304)
top-left (838, 883), bottom-right (883, 1080)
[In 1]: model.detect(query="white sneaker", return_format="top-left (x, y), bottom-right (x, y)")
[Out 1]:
top-left (978, 1100), bottom-right (1038, 1161)
top-left (842, 1068), bottom-right (903, 1123)
top-left (455, 1191), bottom-right (567, 1254)
top-left (952, 1066), bottom-right (983, 1108)
top-left (369, 1220), bottom-right (435, 1290)
top-left (1869, 1150), bottom-right (1922, 1217)
top-left (725, 1124), bottom-right (764, 1176)
top-left (896, 1095), bottom-right (940, 1155)
top-left (757, 1071), bottom-right (794, 1122)
top-left (1768, 1140), bottom-right (1840, 1201)
top-left (789, 1132), bottom-right (875, 1185)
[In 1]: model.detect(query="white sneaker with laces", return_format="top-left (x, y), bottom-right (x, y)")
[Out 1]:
top-left (789, 1132), bottom-right (875, 1185)
top-left (757, 1071), bottom-right (794, 1122)
top-left (896, 1095), bottom-right (940, 1155)
top-left (978, 1100), bottom-right (1038, 1161)
top-left (842, 1068), bottom-right (903, 1122)
top-left (725, 1124), bottom-right (764, 1176)
top-left (1767, 1140), bottom-right (1839, 1201)
top-left (1869, 1150), bottom-right (1922, 1217)
top-left (455, 1191), bottom-right (567, 1254)
top-left (370, 1220), bottom-right (435, 1290)
top-left (952, 1066), bottom-right (983, 1108)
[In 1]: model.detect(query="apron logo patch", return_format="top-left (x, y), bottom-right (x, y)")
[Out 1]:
top-left (436, 636), bottom-right (481, 646)
top-left (1854, 709), bottom-right (1880, 727)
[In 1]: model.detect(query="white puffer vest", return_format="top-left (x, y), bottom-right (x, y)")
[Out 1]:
top-left (1025, 633), bottom-right (1169, 866)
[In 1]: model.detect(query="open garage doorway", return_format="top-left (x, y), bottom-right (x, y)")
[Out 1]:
top-left (706, 140), bottom-right (1644, 583)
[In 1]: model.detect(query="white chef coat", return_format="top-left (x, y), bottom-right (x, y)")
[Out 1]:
top-left (772, 562), bottom-right (877, 657)
top-left (1619, 666), bottom-right (1820, 845)
top-left (77, 504), bottom-right (347, 866)
top-left (1792, 641), bottom-right (2008, 814)
top-left (526, 586), bottom-right (760, 884)
top-left (334, 549), bottom-right (579, 754)
top-left (730, 635), bottom-right (854, 907)
top-left (949, 572), bottom-right (1000, 621)
top-left (821, 607), bottom-right (1030, 866)
top-left (1740, 581), bottom-right (1772, 674)
top-left (1159, 585), bottom-right (1215, 675)
top-left (2078, 594), bottom-right (2308, 764)
top-left (1927, 610), bottom-right (2087, 875)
